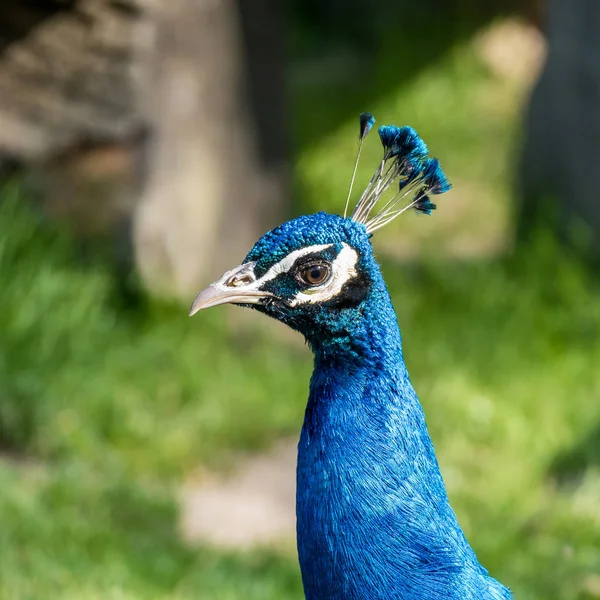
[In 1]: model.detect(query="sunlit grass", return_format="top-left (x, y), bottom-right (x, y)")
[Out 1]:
top-left (0, 187), bottom-right (312, 476)
top-left (0, 461), bottom-right (302, 600)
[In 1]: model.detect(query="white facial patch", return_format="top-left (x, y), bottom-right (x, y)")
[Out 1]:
top-left (287, 243), bottom-right (359, 306)
top-left (210, 242), bottom-right (360, 308)
top-left (259, 244), bottom-right (333, 284)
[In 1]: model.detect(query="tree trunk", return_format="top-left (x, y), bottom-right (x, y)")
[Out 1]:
top-left (133, 0), bottom-right (288, 297)
top-left (0, 0), bottom-right (289, 298)
top-left (518, 0), bottom-right (600, 260)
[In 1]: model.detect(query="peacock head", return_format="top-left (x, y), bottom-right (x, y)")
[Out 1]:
top-left (189, 113), bottom-right (451, 345)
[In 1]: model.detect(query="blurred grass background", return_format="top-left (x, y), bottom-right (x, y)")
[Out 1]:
top-left (1, 13), bottom-right (600, 600)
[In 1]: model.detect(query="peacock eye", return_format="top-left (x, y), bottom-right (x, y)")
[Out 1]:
top-left (298, 263), bottom-right (330, 286)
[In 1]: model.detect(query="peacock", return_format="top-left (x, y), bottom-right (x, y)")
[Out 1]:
top-left (189, 114), bottom-right (511, 600)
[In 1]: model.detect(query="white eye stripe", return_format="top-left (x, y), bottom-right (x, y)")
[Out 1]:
top-left (289, 244), bottom-right (359, 306)
top-left (258, 244), bottom-right (333, 285)
top-left (245, 242), bottom-right (360, 306)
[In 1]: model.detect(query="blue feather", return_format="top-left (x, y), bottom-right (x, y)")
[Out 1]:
top-left (378, 124), bottom-right (402, 155)
top-left (398, 158), bottom-right (424, 189)
top-left (394, 125), bottom-right (429, 161)
top-left (378, 125), bottom-right (428, 162)
top-left (352, 114), bottom-right (451, 230)
top-left (359, 112), bottom-right (376, 140)
top-left (422, 157), bottom-right (452, 194)
top-left (414, 193), bottom-right (437, 215)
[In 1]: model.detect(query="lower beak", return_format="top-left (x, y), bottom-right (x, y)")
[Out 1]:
top-left (189, 262), bottom-right (273, 316)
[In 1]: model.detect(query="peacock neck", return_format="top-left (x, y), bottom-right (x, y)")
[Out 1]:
top-left (296, 281), bottom-right (507, 600)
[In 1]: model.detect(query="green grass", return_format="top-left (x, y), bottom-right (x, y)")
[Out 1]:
top-left (0, 462), bottom-right (302, 600)
top-left (0, 189), bottom-right (312, 476)
top-left (1, 29), bottom-right (600, 600)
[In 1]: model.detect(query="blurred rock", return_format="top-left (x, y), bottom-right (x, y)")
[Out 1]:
top-left (475, 19), bottom-right (546, 87)
top-left (583, 574), bottom-right (600, 598)
top-left (180, 439), bottom-right (296, 549)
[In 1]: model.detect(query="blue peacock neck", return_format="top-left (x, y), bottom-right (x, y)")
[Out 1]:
top-left (296, 268), bottom-right (507, 600)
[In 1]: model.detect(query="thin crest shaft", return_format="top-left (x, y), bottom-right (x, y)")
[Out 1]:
top-left (344, 113), bottom-right (375, 218)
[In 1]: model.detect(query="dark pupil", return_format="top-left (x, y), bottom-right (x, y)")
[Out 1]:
top-left (305, 265), bottom-right (326, 284)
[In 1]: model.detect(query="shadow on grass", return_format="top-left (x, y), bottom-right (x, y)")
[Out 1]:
top-left (549, 423), bottom-right (600, 487)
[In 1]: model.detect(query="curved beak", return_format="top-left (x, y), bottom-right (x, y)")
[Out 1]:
top-left (189, 262), bottom-right (273, 316)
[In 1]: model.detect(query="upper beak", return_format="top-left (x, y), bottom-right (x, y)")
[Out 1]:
top-left (189, 262), bottom-right (273, 316)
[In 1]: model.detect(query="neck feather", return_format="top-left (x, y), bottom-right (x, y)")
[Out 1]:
top-left (295, 279), bottom-right (510, 600)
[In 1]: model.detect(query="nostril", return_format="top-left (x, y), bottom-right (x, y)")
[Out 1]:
top-left (227, 274), bottom-right (254, 287)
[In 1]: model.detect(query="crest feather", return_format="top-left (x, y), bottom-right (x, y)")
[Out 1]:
top-left (346, 114), bottom-right (451, 232)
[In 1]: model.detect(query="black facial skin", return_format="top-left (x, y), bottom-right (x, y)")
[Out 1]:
top-left (321, 270), bottom-right (371, 310)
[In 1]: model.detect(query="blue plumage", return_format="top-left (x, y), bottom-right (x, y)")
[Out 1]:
top-left (414, 193), bottom-right (436, 215)
top-left (350, 117), bottom-right (451, 230)
top-left (359, 112), bottom-right (376, 140)
top-left (378, 124), bottom-right (403, 154)
top-left (378, 125), bottom-right (428, 161)
top-left (422, 157), bottom-right (452, 195)
top-left (189, 115), bottom-right (510, 600)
